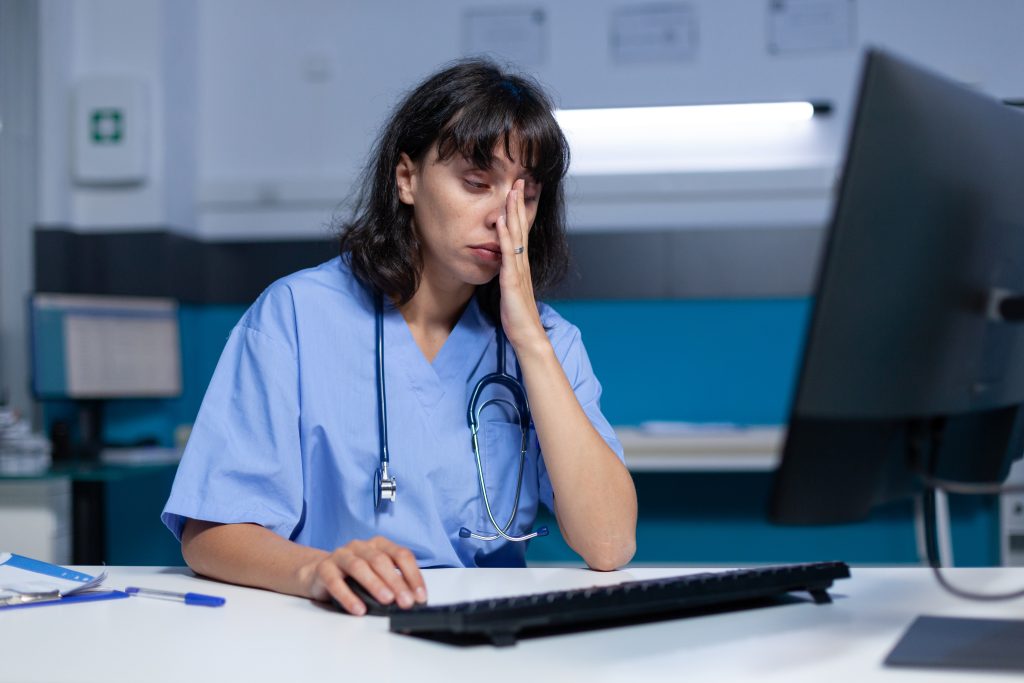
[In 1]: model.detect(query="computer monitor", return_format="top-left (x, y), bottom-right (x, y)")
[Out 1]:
top-left (765, 47), bottom-right (1024, 672)
top-left (768, 48), bottom-right (1024, 529)
top-left (29, 293), bottom-right (182, 461)
top-left (30, 293), bottom-right (182, 400)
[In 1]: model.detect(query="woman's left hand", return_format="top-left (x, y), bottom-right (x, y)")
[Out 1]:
top-left (496, 179), bottom-right (547, 351)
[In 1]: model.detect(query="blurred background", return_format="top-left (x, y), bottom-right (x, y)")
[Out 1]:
top-left (1, 0), bottom-right (1022, 568)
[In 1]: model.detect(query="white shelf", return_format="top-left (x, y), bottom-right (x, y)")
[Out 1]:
top-left (616, 426), bottom-right (784, 472)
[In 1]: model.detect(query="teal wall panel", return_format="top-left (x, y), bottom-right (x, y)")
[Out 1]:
top-left (548, 298), bottom-right (810, 426)
top-left (526, 473), bottom-right (1000, 566)
top-left (105, 467), bottom-right (183, 566)
top-left (87, 298), bottom-right (1000, 567)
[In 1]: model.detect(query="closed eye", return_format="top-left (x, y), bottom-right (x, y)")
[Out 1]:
top-left (464, 178), bottom-right (488, 190)
top-left (524, 182), bottom-right (541, 203)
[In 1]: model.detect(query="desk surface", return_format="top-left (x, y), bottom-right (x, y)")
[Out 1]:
top-left (1, 566), bottom-right (1022, 683)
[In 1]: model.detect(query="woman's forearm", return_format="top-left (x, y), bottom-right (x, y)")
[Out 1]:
top-left (181, 519), bottom-right (328, 598)
top-left (516, 340), bottom-right (638, 571)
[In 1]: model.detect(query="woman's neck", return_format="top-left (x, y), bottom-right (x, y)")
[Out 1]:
top-left (397, 277), bottom-right (475, 363)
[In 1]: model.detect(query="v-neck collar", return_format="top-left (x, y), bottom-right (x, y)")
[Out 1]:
top-left (382, 295), bottom-right (493, 412)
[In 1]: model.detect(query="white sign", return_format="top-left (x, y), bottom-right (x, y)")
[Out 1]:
top-left (464, 8), bottom-right (547, 66)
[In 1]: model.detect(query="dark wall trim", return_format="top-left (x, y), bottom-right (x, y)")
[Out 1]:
top-left (36, 226), bottom-right (821, 304)
top-left (554, 227), bottom-right (823, 299)
top-left (35, 228), bottom-right (337, 304)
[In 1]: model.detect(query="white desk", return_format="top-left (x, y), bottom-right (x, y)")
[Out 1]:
top-left (1, 566), bottom-right (1022, 682)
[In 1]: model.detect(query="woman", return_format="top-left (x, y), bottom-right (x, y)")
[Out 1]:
top-left (162, 59), bottom-right (637, 616)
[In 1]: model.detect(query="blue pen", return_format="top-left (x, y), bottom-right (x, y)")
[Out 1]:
top-left (125, 586), bottom-right (225, 607)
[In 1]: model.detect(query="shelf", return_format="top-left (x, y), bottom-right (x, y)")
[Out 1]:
top-left (616, 426), bottom-right (784, 472)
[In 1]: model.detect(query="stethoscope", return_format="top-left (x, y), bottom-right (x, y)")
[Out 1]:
top-left (373, 293), bottom-right (548, 543)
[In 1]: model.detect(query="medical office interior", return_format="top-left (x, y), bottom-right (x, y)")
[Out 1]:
top-left (1, 0), bottom-right (1023, 572)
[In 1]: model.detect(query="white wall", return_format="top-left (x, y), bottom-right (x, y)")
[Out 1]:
top-left (34, 0), bottom-right (1024, 238)
top-left (37, 0), bottom-right (198, 230)
top-left (193, 0), bottom-right (1024, 237)
top-left (1, 0), bottom-right (39, 417)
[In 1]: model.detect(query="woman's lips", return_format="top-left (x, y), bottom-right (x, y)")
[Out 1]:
top-left (470, 244), bottom-right (502, 262)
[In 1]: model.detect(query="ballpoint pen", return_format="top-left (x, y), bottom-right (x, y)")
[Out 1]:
top-left (125, 586), bottom-right (225, 607)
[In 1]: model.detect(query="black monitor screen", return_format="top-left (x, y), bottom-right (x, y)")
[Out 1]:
top-left (769, 49), bottom-right (1024, 525)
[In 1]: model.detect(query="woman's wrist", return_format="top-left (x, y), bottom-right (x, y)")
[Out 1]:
top-left (295, 550), bottom-right (330, 599)
top-left (509, 330), bottom-right (556, 366)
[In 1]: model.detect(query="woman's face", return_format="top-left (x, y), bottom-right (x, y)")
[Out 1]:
top-left (396, 141), bottom-right (542, 296)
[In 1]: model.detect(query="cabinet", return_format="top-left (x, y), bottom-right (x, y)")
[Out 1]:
top-left (0, 479), bottom-right (71, 564)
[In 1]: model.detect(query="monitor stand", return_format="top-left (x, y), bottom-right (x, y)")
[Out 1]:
top-left (886, 615), bottom-right (1024, 673)
top-left (886, 482), bottom-right (1024, 673)
top-left (76, 398), bottom-right (104, 462)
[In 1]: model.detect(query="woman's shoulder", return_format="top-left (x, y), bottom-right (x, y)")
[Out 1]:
top-left (239, 256), bottom-right (367, 340)
top-left (536, 301), bottom-right (582, 353)
top-left (268, 255), bottom-right (361, 297)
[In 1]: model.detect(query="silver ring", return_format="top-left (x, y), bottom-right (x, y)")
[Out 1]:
top-left (513, 246), bottom-right (524, 255)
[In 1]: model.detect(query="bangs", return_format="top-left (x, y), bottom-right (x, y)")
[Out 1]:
top-left (434, 93), bottom-right (568, 185)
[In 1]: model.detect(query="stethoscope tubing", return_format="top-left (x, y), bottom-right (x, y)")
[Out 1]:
top-left (373, 292), bottom-right (545, 543)
top-left (374, 295), bottom-right (396, 507)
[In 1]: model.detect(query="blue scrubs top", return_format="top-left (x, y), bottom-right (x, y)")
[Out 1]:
top-left (162, 257), bottom-right (623, 568)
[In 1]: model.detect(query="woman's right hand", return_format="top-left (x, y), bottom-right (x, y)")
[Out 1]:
top-left (303, 535), bottom-right (427, 615)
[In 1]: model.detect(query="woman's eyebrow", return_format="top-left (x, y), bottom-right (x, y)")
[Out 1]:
top-left (486, 155), bottom-right (539, 181)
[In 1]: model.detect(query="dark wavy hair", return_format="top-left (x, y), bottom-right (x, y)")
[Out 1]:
top-left (337, 58), bottom-right (570, 321)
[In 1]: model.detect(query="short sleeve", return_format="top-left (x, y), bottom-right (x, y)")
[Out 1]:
top-left (536, 322), bottom-right (625, 512)
top-left (161, 298), bottom-right (304, 542)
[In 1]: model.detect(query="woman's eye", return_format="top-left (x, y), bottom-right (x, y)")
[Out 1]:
top-left (464, 178), bottom-right (488, 190)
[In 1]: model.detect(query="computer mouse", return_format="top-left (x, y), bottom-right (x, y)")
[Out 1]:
top-left (335, 576), bottom-right (399, 617)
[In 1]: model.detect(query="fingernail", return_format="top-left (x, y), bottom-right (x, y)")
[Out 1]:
top-left (415, 587), bottom-right (427, 602)
top-left (352, 602), bottom-right (367, 616)
top-left (380, 588), bottom-right (395, 602)
top-left (399, 591), bottom-right (414, 608)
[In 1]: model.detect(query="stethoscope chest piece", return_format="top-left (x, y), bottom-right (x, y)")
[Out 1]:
top-left (374, 463), bottom-right (397, 509)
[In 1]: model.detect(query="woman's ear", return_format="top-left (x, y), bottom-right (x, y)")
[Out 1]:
top-left (396, 152), bottom-right (417, 205)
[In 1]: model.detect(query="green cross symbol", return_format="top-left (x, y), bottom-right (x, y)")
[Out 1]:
top-left (90, 108), bottom-right (124, 144)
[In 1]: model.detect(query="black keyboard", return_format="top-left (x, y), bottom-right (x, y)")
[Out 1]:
top-left (387, 561), bottom-right (850, 646)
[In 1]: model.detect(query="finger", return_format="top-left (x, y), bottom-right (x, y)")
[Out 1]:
top-left (504, 187), bottom-right (525, 257)
top-left (373, 537), bottom-right (427, 604)
top-left (367, 552), bottom-right (416, 608)
top-left (339, 552), bottom-right (398, 607)
top-left (515, 179), bottom-right (530, 247)
top-left (319, 558), bottom-right (367, 616)
top-left (365, 538), bottom-right (423, 607)
top-left (496, 211), bottom-right (515, 265)
top-left (353, 539), bottom-right (418, 609)
top-left (516, 182), bottom-right (534, 283)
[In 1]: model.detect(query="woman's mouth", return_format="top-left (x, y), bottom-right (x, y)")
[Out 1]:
top-left (469, 244), bottom-right (502, 262)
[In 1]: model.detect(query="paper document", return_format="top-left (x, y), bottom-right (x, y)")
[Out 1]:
top-left (0, 553), bottom-right (106, 605)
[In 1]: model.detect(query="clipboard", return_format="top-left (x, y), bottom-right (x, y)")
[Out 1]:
top-left (0, 589), bottom-right (129, 610)
top-left (1, 552), bottom-right (121, 609)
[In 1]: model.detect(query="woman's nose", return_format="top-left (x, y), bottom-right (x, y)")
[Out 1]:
top-left (484, 191), bottom-right (510, 229)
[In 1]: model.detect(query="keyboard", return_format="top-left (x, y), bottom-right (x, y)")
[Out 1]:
top-left (387, 561), bottom-right (850, 646)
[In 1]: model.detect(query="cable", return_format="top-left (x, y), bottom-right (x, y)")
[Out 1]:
top-left (917, 475), bottom-right (1024, 496)
top-left (913, 418), bottom-right (1024, 601)
top-left (928, 563), bottom-right (1024, 601)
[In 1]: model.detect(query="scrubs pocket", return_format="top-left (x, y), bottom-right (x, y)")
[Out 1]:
top-left (479, 420), bottom-right (539, 535)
